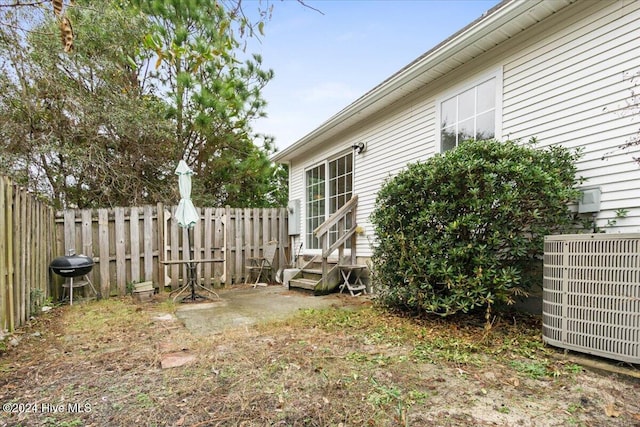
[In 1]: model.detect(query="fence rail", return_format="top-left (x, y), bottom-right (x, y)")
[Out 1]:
top-left (55, 205), bottom-right (289, 297)
top-left (0, 176), bottom-right (56, 331)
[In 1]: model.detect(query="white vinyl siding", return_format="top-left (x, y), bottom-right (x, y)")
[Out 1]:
top-left (290, 95), bottom-right (436, 257)
top-left (502, 0), bottom-right (640, 232)
top-left (352, 95), bottom-right (437, 257)
top-left (288, 162), bottom-right (305, 250)
top-left (287, 0), bottom-right (640, 259)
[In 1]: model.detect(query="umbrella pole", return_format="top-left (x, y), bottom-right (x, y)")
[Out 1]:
top-left (188, 227), bottom-right (196, 301)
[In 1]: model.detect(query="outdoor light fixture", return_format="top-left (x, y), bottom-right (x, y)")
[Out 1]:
top-left (351, 141), bottom-right (366, 154)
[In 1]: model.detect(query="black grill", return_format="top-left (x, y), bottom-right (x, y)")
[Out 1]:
top-left (50, 254), bottom-right (94, 278)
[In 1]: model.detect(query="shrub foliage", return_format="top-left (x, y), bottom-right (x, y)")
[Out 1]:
top-left (371, 139), bottom-right (581, 316)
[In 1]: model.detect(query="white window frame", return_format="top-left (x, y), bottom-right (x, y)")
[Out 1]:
top-left (303, 151), bottom-right (354, 251)
top-left (304, 162), bottom-right (326, 251)
top-left (435, 67), bottom-right (503, 153)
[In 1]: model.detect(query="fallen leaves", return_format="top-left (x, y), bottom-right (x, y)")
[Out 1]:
top-left (1, 298), bottom-right (639, 427)
top-left (604, 402), bottom-right (622, 418)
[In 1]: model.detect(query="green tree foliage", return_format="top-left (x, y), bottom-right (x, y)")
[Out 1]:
top-left (0, 0), bottom-right (287, 209)
top-left (370, 139), bottom-right (582, 317)
top-left (132, 0), bottom-right (282, 207)
top-left (0, 1), bottom-right (176, 208)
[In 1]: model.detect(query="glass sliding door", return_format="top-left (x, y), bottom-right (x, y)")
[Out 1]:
top-left (328, 153), bottom-right (353, 247)
top-left (305, 165), bottom-right (325, 249)
top-left (305, 152), bottom-right (353, 249)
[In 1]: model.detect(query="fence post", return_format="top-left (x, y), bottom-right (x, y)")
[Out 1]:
top-left (279, 207), bottom-right (288, 272)
top-left (224, 206), bottom-right (232, 286)
top-left (156, 203), bottom-right (165, 292)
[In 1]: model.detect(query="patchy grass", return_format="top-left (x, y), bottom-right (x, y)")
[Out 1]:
top-left (0, 295), bottom-right (638, 426)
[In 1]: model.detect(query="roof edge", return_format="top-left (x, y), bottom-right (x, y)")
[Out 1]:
top-left (272, 0), bottom-right (536, 163)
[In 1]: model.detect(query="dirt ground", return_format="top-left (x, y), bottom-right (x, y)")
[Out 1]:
top-left (0, 285), bottom-right (639, 427)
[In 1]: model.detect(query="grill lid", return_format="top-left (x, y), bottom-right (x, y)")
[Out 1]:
top-left (50, 253), bottom-right (94, 277)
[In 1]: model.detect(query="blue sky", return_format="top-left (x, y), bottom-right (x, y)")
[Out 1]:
top-left (246, 0), bottom-right (501, 151)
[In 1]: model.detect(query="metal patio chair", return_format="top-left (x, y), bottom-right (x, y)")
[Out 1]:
top-left (247, 240), bottom-right (278, 287)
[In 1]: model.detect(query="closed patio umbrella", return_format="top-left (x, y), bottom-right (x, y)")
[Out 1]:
top-left (175, 160), bottom-right (199, 229)
top-left (174, 160), bottom-right (199, 301)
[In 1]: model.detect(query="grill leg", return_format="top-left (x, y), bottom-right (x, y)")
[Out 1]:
top-left (84, 275), bottom-right (98, 299)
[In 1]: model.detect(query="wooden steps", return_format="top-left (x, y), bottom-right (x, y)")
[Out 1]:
top-left (289, 195), bottom-right (361, 296)
top-left (288, 259), bottom-right (341, 295)
top-left (288, 277), bottom-right (318, 291)
top-left (289, 267), bottom-right (323, 291)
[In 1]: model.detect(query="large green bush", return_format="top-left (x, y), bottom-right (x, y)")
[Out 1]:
top-left (371, 138), bottom-right (581, 316)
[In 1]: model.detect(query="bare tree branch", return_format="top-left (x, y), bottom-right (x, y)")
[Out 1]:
top-left (296, 0), bottom-right (324, 15)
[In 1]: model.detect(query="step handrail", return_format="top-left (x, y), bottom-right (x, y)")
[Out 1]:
top-left (313, 195), bottom-right (358, 289)
top-left (313, 195), bottom-right (358, 237)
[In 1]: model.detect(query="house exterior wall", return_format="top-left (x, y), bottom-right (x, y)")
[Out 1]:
top-left (502, 0), bottom-right (640, 231)
top-left (287, 0), bottom-right (640, 259)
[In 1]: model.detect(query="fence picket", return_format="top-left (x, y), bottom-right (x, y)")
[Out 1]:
top-left (9, 179), bottom-right (16, 329)
top-left (81, 210), bottom-right (94, 287)
top-left (234, 209), bottom-right (243, 283)
top-left (0, 176), bottom-right (55, 330)
top-left (130, 207), bottom-right (140, 283)
top-left (244, 208), bottom-right (252, 262)
top-left (224, 206), bottom-right (232, 286)
top-left (24, 199), bottom-right (30, 323)
top-left (12, 185), bottom-right (20, 330)
top-left (193, 208), bottom-right (202, 283)
top-left (115, 208), bottom-right (126, 294)
top-left (98, 209), bottom-right (110, 297)
top-left (156, 203), bottom-right (165, 290)
top-left (169, 210), bottom-right (180, 290)
top-left (215, 208), bottom-right (226, 285)
top-left (143, 206), bottom-right (154, 282)
top-left (279, 207), bottom-right (288, 270)
top-left (0, 176), bottom-right (7, 331)
top-left (203, 208), bottom-right (213, 288)
top-left (18, 191), bottom-right (27, 326)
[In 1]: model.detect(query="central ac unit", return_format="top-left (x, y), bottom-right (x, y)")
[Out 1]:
top-left (542, 233), bottom-right (640, 364)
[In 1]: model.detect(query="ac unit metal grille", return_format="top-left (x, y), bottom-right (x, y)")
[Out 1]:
top-left (542, 233), bottom-right (640, 363)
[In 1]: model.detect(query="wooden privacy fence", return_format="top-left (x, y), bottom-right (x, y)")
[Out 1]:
top-left (0, 176), bottom-right (56, 331)
top-left (55, 205), bottom-right (289, 298)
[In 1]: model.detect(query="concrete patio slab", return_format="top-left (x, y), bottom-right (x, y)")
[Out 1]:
top-left (175, 285), bottom-right (349, 335)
